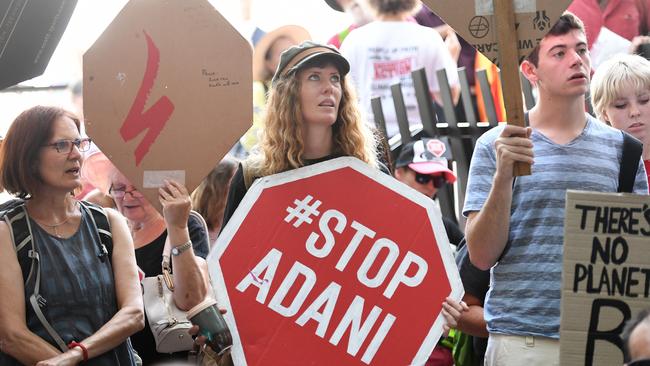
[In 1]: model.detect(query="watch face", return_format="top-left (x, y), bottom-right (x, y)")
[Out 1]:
top-left (172, 248), bottom-right (179, 255)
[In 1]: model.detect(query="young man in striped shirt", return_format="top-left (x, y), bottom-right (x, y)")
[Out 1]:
top-left (462, 12), bottom-right (648, 366)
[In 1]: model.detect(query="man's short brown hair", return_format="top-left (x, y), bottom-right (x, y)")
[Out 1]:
top-left (526, 12), bottom-right (586, 67)
top-left (0, 106), bottom-right (80, 199)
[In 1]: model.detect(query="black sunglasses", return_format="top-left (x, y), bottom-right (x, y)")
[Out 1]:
top-left (415, 173), bottom-right (447, 188)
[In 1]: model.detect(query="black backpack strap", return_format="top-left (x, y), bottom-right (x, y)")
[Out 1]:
top-left (4, 203), bottom-right (34, 283)
top-left (79, 201), bottom-right (113, 261)
top-left (4, 203), bottom-right (68, 351)
top-left (618, 132), bottom-right (643, 193)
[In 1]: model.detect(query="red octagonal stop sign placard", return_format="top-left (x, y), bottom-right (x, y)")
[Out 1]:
top-left (209, 157), bottom-right (463, 366)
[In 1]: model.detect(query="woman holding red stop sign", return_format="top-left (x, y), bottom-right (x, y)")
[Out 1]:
top-left (208, 41), bottom-right (467, 365)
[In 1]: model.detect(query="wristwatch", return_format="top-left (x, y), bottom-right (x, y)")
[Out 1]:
top-left (171, 240), bottom-right (193, 256)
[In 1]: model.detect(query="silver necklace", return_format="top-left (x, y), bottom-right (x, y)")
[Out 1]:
top-left (31, 201), bottom-right (79, 238)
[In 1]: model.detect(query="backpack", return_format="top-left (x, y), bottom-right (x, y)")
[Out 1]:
top-left (0, 199), bottom-right (113, 352)
top-left (618, 131), bottom-right (644, 193)
top-left (450, 132), bottom-right (644, 364)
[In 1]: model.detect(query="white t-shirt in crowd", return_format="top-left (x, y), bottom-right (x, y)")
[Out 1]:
top-left (340, 21), bottom-right (459, 138)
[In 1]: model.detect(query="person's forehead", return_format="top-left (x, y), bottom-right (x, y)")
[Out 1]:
top-left (299, 63), bottom-right (340, 74)
top-left (110, 171), bottom-right (131, 185)
top-left (613, 81), bottom-right (648, 98)
top-left (51, 116), bottom-right (78, 134)
top-left (539, 29), bottom-right (586, 51)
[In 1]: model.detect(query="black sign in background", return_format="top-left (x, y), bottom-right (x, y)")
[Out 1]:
top-left (0, 0), bottom-right (77, 90)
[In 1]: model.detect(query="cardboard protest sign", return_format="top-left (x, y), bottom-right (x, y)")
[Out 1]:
top-left (421, 0), bottom-right (572, 66)
top-left (561, 191), bottom-right (650, 365)
top-left (83, 0), bottom-right (252, 210)
top-left (208, 157), bottom-right (464, 366)
top-left (0, 0), bottom-right (77, 90)
top-left (423, 0), bottom-right (571, 175)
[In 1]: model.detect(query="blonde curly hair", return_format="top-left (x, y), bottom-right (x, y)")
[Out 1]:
top-left (248, 59), bottom-right (378, 176)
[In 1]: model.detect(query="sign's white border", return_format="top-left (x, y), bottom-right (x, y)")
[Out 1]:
top-left (207, 157), bottom-right (464, 366)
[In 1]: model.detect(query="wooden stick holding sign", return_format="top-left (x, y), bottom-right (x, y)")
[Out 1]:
top-left (421, 0), bottom-right (575, 176)
top-left (493, 0), bottom-right (530, 176)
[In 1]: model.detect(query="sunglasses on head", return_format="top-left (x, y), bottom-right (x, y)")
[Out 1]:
top-left (414, 173), bottom-right (447, 188)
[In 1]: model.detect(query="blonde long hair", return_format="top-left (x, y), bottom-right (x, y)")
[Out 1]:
top-left (249, 60), bottom-right (377, 176)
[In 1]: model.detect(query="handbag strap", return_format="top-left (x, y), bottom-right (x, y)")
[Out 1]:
top-left (161, 238), bottom-right (175, 292)
top-left (160, 210), bottom-right (203, 292)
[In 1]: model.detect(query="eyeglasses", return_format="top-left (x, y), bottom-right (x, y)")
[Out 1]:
top-left (415, 173), bottom-right (447, 188)
top-left (43, 138), bottom-right (92, 154)
top-left (109, 184), bottom-right (144, 199)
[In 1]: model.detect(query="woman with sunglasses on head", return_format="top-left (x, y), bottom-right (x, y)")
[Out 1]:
top-left (211, 42), bottom-right (468, 362)
top-left (0, 106), bottom-right (143, 365)
top-left (106, 166), bottom-right (210, 364)
top-left (221, 41), bottom-right (381, 227)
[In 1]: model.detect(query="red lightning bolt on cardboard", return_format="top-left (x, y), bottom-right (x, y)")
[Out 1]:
top-left (83, 0), bottom-right (252, 212)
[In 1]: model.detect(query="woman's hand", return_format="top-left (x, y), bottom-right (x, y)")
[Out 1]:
top-left (189, 308), bottom-right (227, 348)
top-left (189, 324), bottom-right (209, 347)
top-left (441, 296), bottom-right (469, 336)
top-left (159, 180), bottom-right (192, 230)
top-left (35, 349), bottom-right (83, 366)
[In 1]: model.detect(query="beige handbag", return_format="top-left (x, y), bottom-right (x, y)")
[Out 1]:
top-left (141, 242), bottom-right (194, 353)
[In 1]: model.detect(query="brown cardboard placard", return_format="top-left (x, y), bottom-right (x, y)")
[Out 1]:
top-left (422, 0), bottom-right (573, 66)
top-left (83, 0), bottom-right (252, 211)
top-left (561, 191), bottom-right (650, 365)
top-left (422, 0), bottom-right (575, 176)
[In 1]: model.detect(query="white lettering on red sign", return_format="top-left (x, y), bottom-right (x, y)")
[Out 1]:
top-left (235, 194), bottom-right (429, 364)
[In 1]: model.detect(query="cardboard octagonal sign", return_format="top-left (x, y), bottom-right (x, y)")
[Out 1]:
top-left (209, 157), bottom-right (464, 365)
top-left (83, 0), bottom-right (252, 209)
top-left (422, 0), bottom-right (573, 65)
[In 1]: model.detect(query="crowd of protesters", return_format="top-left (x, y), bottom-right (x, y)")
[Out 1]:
top-left (0, 0), bottom-right (649, 365)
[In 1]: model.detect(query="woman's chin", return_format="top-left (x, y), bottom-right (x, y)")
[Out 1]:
top-left (122, 206), bottom-right (145, 221)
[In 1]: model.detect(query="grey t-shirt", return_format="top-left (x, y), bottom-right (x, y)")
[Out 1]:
top-left (463, 115), bottom-right (648, 338)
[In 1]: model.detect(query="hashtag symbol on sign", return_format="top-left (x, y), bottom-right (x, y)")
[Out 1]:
top-left (284, 195), bottom-right (322, 228)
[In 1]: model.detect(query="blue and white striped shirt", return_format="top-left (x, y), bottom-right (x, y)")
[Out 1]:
top-left (463, 114), bottom-right (648, 338)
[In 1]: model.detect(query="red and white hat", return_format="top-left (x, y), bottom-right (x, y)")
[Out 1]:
top-left (395, 138), bottom-right (457, 184)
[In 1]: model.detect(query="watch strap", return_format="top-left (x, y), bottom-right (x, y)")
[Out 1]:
top-left (171, 240), bottom-right (192, 256)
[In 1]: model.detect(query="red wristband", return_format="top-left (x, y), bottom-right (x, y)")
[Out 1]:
top-left (67, 341), bottom-right (88, 362)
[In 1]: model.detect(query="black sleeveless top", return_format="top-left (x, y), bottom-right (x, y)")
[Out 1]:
top-left (0, 206), bottom-right (136, 365)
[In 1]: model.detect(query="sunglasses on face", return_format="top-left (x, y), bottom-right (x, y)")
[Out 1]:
top-left (109, 184), bottom-right (144, 199)
top-left (415, 173), bottom-right (447, 188)
top-left (43, 138), bottom-right (92, 154)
